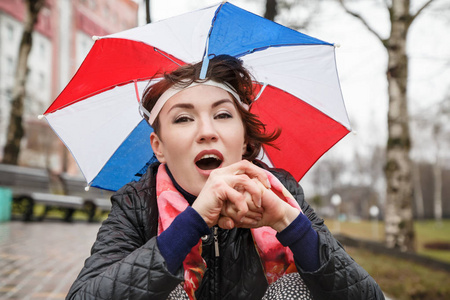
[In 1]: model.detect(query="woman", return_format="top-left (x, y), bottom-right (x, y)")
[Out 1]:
top-left (66, 55), bottom-right (384, 299)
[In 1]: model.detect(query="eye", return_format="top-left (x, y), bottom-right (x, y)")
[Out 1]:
top-left (174, 115), bottom-right (193, 123)
top-left (215, 112), bottom-right (232, 119)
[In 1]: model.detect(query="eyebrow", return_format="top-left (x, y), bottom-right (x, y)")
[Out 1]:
top-left (167, 99), bottom-right (234, 114)
top-left (212, 99), bottom-right (234, 108)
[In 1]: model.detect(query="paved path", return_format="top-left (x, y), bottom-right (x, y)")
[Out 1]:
top-left (0, 220), bottom-right (394, 300)
top-left (0, 220), bottom-right (100, 300)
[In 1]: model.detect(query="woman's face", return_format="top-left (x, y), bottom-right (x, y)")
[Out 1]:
top-left (150, 85), bottom-right (247, 196)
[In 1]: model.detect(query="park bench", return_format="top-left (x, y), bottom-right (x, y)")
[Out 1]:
top-left (0, 163), bottom-right (112, 222)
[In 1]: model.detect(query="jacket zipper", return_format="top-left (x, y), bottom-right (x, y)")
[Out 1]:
top-left (213, 226), bottom-right (220, 300)
top-left (213, 226), bottom-right (220, 257)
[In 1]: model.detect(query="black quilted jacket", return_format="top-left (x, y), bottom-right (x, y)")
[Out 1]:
top-left (66, 163), bottom-right (384, 300)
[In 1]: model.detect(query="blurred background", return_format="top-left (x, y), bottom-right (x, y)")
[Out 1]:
top-left (0, 0), bottom-right (449, 299)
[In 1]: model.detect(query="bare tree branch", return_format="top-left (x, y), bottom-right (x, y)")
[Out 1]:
top-left (284, 3), bottom-right (320, 31)
top-left (410, 0), bottom-right (435, 24)
top-left (338, 0), bottom-right (387, 46)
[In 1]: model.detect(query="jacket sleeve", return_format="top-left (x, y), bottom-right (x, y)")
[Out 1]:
top-left (272, 169), bottom-right (385, 300)
top-left (66, 185), bottom-right (183, 300)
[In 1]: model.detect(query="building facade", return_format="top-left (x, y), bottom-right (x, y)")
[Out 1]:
top-left (0, 0), bottom-right (138, 174)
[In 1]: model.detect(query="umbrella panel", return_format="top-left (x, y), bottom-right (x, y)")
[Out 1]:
top-left (90, 119), bottom-right (156, 191)
top-left (45, 38), bottom-right (184, 114)
top-left (251, 85), bottom-right (350, 181)
top-left (209, 2), bottom-right (330, 58)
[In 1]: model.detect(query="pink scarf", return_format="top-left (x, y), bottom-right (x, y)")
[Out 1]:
top-left (156, 164), bottom-right (301, 299)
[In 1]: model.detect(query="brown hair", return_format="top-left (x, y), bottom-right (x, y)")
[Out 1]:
top-left (142, 55), bottom-right (280, 161)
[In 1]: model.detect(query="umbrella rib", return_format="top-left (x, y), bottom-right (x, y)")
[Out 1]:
top-left (134, 80), bottom-right (152, 120)
top-left (199, 2), bottom-right (226, 79)
top-left (154, 48), bottom-right (181, 67)
top-left (254, 82), bottom-right (268, 102)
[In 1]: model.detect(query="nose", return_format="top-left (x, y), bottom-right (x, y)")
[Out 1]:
top-left (196, 116), bottom-right (218, 143)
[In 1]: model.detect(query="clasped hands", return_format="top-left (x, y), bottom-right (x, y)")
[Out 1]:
top-left (192, 160), bottom-right (300, 233)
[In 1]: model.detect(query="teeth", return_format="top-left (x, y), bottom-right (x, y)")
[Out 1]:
top-left (200, 154), bottom-right (221, 160)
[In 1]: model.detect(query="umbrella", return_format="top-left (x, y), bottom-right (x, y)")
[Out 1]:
top-left (42, 2), bottom-right (351, 191)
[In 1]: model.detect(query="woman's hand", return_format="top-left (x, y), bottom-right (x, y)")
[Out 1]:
top-left (255, 181), bottom-right (301, 232)
top-left (219, 179), bottom-right (300, 232)
top-left (192, 160), bottom-right (270, 227)
top-left (219, 188), bottom-right (263, 229)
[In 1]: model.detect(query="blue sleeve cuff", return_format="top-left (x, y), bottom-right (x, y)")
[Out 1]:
top-left (157, 206), bottom-right (211, 274)
top-left (276, 213), bottom-right (320, 272)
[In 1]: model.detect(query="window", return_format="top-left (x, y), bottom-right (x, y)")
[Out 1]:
top-left (6, 57), bottom-right (15, 75)
top-left (39, 72), bottom-right (45, 87)
top-left (6, 24), bottom-right (14, 41)
top-left (39, 42), bottom-right (46, 59)
top-left (6, 88), bottom-right (13, 102)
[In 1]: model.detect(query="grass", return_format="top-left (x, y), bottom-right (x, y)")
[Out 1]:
top-left (326, 218), bottom-right (450, 263)
top-left (326, 218), bottom-right (450, 299)
top-left (346, 246), bottom-right (450, 300)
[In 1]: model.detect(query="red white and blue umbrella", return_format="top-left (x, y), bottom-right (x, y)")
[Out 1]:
top-left (43, 2), bottom-right (351, 191)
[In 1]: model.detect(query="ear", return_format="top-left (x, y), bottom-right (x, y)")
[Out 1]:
top-left (150, 132), bottom-right (166, 163)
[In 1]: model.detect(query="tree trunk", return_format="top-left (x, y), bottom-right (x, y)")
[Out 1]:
top-left (264, 0), bottom-right (278, 21)
top-left (3, 0), bottom-right (45, 164)
top-left (383, 0), bottom-right (415, 252)
top-left (145, 0), bottom-right (151, 24)
top-left (433, 124), bottom-right (442, 222)
top-left (337, 0), bottom-right (437, 252)
top-left (433, 155), bottom-right (442, 222)
top-left (412, 162), bottom-right (425, 219)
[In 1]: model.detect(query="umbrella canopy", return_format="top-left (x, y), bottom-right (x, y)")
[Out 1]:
top-left (43, 2), bottom-right (351, 191)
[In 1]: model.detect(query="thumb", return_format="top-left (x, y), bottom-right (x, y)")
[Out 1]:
top-left (218, 216), bottom-right (235, 229)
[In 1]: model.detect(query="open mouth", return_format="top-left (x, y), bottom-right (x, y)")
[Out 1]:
top-left (195, 154), bottom-right (223, 170)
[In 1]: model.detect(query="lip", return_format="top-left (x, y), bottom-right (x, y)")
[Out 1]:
top-left (194, 149), bottom-right (224, 176)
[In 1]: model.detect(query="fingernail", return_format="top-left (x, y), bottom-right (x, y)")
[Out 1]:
top-left (266, 179), bottom-right (271, 189)
top-left (226, 220), bottom-right (233, 228)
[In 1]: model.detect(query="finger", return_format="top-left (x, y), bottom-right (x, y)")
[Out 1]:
top-left (235, 216), bottom-right (259, 227)
top-left (243, 210), bottom-right (263, 220)
top-left (218, 216), bottom-right (235, 229)
top-left (222, 203), bottom-right (262, 221)
top-left (234, 186), bottom-right (263, 213)
top-left (242, 190), bottom-right (264, 213)
top-left (229, 174), bottom-right (263, 208)
top-left (224, 188), bottom-right (249, 221)
top-left (221, 192), bottom-right (262, 220)
top-left (229, 160), bottom-right (271, 189)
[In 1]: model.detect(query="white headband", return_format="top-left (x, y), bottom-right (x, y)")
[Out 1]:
top-left (140, 80), bottom-right (248, 125)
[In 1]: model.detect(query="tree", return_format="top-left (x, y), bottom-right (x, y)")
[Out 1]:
top-left (412, 162), bottom-right (425, 219)
top-left (338, 0), bottom-right (437, 252)
top-left (428, 99), bottom-right (449, 222)
top-left (410, 94), bottom-right (450, 220)
top-left (264, 0), bottom-right (278, 21)
top-left (262, 0), bottom-right (321, 29)
top-left (144, 0), bottom-right (151, 24)
top-left (3, 0), bottom-right (45, 165)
